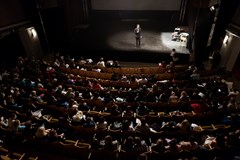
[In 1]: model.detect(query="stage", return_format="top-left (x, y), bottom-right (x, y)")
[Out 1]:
top-left (66, 19), bottom-right (190, 64)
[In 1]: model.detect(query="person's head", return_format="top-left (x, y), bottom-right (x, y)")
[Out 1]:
top-left (134, 136), bottom-right (141, 144)
top-left (156, 138), bottom-right (164, 146)
top-left (181, 91), bottom-right (187, 97)
top-left (111, 104), bottom-right (118, 111)
top-left (105, 135), bottom-right (113, 144)
top-left (125, 136), bottom-right (134, 145)
top-left (137, 24), bottom-right (140, 28)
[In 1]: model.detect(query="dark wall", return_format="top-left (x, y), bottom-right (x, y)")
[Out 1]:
top-left (0, 32), bottom-right (26, 67)
top-left (0, 0), bottom-right (29, 28)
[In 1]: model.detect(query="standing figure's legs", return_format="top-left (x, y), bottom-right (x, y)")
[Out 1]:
top-left (136, 37), bottom-right (141, 48)
top-left (138, 38), bottom-right (141, 47)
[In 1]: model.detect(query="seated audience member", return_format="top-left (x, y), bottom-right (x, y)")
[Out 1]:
top-left (35, 125), bottom-right (51, 138)
top-left (83, 117), bottom-right (96, 128)
top-left (159, 92), bottom-right (168, 103)
top-left (103, 91), bottom-right (115, 103)
top-left (122, 136), bottom-right (134, 151)
top-left (72, 111), bottom-right (85, 125)
top-left (180, 135), bottom-right (199, 151)
top-left (92, 79), bottom-right (104, 90)
top-left (135, 118), bottom-right (150, 134)
top-left (168, 91), bottom-right (178, 103)
top-left (191, 69), bottom-right (200, 80)
top-left (113, 60), bottom-right (120, 68)
top-left (47, 128), bottom-right (65, 142)
top-left (6, 94), bottom-right (23, 110)
top-left (227, 129), bottom-right (240, 147)
top-left (110, 104), bottom-right (121, 116)
top-left (12, 119), bottom-right (26, 132)
top-left (78, 56), bottom-right (87, 66)
top-left (136, 103), bottom-right (149, 116)
top-left (145, 91), bottom-right (158, 102)
top-left (100, 135), bottom-right (118, 151)
top-left (178, 90), bottom-right (189, 102)
top-left (202, 135), bottom-right (217, 150)
top-left (227, 97), bottom-right (237, 113)
top-left (0, 116), bottom-right (8, 128)
top-left (97, 57), bottom-right (105, 67)
top-left (149, 123), bottom-right (162, 133)
top-left (170, 110), bottom-right (184, 117)
top-left (121, 120), bottom-right (135, 132)
top-left (165, 138), bottom-right (182, 153)
top-left (122, 106), bottom-right (134, 118)
top-left (79, 101), bottom-right (91, 111)
top-left (29, 109), bottom-right (51, 122)
top-left (228, 89), bottom-right (239, 98)
top-left (8, 113), bottom-right (26, 132)
top-left (161, 121), bottom-right (179, 132)
top-left (29, 90), bottom-right (46, 105)
top-left (137, 75), bottom-right (148, 83)
top-left (96, 116), bottom-right (108, 131)
top-left (176, 119), bottom-right (191, 132)
top-left (86, 58), bottom-right (93, 64)
top-left (133, 136), bottom-right (148, 152)
top-left (92, 66), bottom-right (101, 72)
top-left (190, 91), bottom-right (202, 101)
top-left (64, 87), bottom-right (75, 100)
top-left (151, 138), bottom-right (166, 153)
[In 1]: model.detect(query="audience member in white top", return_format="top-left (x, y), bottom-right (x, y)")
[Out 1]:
top-left (97, 57), bottom-right (105, 67)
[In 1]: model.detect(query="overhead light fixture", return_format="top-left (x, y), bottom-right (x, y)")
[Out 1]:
top-left (210, 3), bottom-right (219, 11)
top-left (223, 35), bottom-right (229, 44)
top-left (210, 6), bottom-right (215, 11)
top-left (27, 27), bottom-right (37, 38)
top-left (31, 28), bottom-right (37, 38)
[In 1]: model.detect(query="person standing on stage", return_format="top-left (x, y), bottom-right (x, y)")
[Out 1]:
top-left (134, 24), bottom-right (142, 48)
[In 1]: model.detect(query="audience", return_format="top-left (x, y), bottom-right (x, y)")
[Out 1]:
top-left (0, 55), bottom-right (239, 160)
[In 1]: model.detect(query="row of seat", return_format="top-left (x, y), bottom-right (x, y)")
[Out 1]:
top-left (0, 147), bottom-right (38, 160)
top-left (23, 135), bottom-right (239, 160)
top-left (60, 67), bottom-right (175, 80)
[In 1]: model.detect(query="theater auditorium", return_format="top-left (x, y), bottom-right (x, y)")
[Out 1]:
top-left (0, 0), bottom-right (240, 159)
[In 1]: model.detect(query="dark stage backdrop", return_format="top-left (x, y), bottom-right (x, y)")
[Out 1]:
top-left (91, 0), bottom-right (181, 11)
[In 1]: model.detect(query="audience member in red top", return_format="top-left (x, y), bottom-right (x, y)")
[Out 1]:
top-left (92, 79), bottom-right (104, 90)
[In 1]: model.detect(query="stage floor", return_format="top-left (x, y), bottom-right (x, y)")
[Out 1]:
top-left (67, 19), bottom-right (190, 63)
